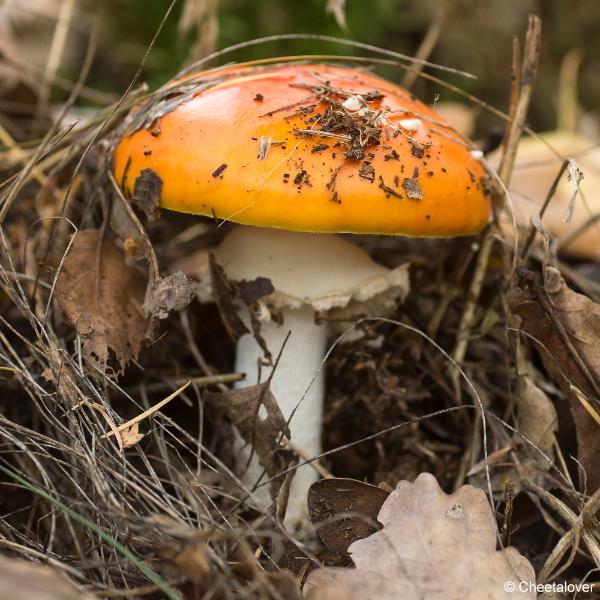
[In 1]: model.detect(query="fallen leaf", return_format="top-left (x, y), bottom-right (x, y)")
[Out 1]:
top-left (210, 253), bottom-right (276, 362)
top-left (305, 585), bottom-right (353, 600)
top-left (304, 472), bottom-right (535, 599)
top-left (494, 131), bottom-right (600, 260)
top-left (402, 176), bottom-right (424, 200)
top-left (144, 271), bottom-right (205, 320)
top-left (237, 276), bottom-right (275, 304)
top-left (467, 378), bottom-right (558, 494)
top-left (55, 229), bottom-right (148, 377)
top-left (266, 572), bottom-right (303, 600)
top-left (276, 539), bottom-right (315, 579)
top-left (0, 554), bottom-right (96, 600)
top-left (209, 253), bottom-right (249, 342)
top-left (511, 266), bottom-right (600, 490)
top-left (515, 376), bottom-right (558, 460)
top-left (132, 168), bottom-right (162, 221)
top-left (206, 383), bottom-right (296, 502)
top-left (308, 478), bottom-right (389, 558)
top-left (160, 534), bottom-right (210, 584)
top-left (119, 422), bottom-right (144, 448)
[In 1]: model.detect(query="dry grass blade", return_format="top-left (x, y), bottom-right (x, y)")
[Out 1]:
top-left (178, 33), bottom-right (478, 80)
top-left (101, 380), bottom-right (191, 440)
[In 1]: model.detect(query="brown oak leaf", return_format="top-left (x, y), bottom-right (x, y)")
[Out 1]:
top-left (304, 473), bottom-right (535, 599)
top-left (55, 229), bottom-right (148, 377)
top-left (510, 266), bottom-right (600, 491)
top-left (0, 554), bottom-right (96, 600)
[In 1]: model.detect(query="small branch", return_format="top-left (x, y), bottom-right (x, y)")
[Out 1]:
top-left (451, 15), bottom-right (542, 378)
top-left (520, 159), bottom-right (569, 260)
top-left (133, 372), bottom-right (244, 394)
top-left (498, 15), bottom-right (543, 186)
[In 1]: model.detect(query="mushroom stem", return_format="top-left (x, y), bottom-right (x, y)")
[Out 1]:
top-left (216, 225), bottom-right (410, 532)
top-left (234, 305), bottom-right (328, 529)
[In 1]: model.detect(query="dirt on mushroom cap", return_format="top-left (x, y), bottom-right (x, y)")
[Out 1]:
top-left (113, 62), bottom-right (492, 237)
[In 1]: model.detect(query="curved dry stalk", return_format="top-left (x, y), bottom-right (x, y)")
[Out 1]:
top-left (451, 16), bottom-right (542, 391)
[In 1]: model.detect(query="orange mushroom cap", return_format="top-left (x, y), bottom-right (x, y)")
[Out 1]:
top-left (113, 62), bottom-right (492, 236)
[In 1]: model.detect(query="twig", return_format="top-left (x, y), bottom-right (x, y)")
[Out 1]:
top-left (557, 48), bottom-right (582, 133)
top-left (520, 159), bottom-right (569, 260)
top-left (451, 15), bottom-right (542, 382)
top-left (295, 129), bottom-right (351, 141)
top-left (132, 372), bottom-right (244, 394)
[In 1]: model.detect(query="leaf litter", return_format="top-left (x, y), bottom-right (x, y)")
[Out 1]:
top-left (54, 229), bottom-right (148, 377)
top-left (3, 13), bottom-right (600, 600)
top-left (305, 473), bottom-right (535, 599)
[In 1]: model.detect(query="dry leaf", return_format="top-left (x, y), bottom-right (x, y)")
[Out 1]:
top-left (304, 473), bottom-right (535, 599)
top-left (0, 554), bottom-right (96, 600)
top-left (160, 535), bottom-right (210, 584)
top-left (515, 376), bottom-right (558, 460)
top-left (306, 585), bottom-right (353, 600)
top-left (276, 539), bottom-right (315, 578)
top-left (132, 168), bottom-right (162, 221)
top-left (119, 422), bottom-right (144, 448)
top-left (55, 229), bottom-right (148, 377)
top-left (209, 254), bottom-right (249, 342)
top-left (144, 271), bottom-right (204, 320)
top-left (469, 375), bottom-right (558, 494)
top-left (511, 266), bottom-right (600, 490)
top-left (206, 383), bottom-right (296, 501)
top-left (308, 478), bottom-right (389, 558)
top-left (266, 572), bottom-right (302, 600)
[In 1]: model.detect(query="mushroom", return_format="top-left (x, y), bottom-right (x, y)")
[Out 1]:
top-left (113, 62), bottom-right (492, 529)
top-left (214, 226), bottom-right (409, 523)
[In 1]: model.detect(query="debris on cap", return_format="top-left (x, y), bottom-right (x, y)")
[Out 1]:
top-left (114, 62), bottom-right (492, 238)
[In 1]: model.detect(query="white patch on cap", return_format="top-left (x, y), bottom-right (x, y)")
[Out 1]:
top-left (342, 96), bottom-right (363, 112)
top-left (470, 150), bottom-right (484, 159)
top-left (399, 118), bottom-right (421, 131)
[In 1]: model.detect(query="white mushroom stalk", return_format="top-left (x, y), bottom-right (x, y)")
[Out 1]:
top-left (216, 226), bottom-right (410, 529)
